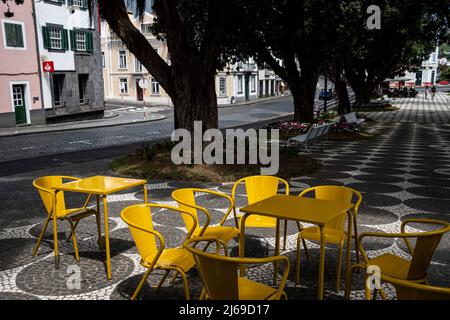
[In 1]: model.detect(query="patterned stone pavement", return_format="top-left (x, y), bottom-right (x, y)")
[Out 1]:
top-left (0, 92), bottom-right (449, 300)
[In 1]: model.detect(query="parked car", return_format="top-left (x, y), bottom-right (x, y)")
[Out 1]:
top-left (319, 89), bottom-right (334, 100)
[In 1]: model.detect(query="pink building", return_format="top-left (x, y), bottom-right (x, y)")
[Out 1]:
top-left (0, 0), bottom-right (44, 127)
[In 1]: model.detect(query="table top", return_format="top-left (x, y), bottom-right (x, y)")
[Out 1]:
top-left (240, 194), bottom-right (354, 226)
top-left (53, 176), bottom-right (147, 195)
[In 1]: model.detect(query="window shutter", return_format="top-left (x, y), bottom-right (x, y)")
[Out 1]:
top-left (86, 32), bottom-right (93, 52)
top-left (61, 0), bottom-right (67, 4)
top-left (69, 30), bottom-right (76, 51)
top-left (67, 0), bottom-right (73, 5)
top-left (82, 0), bottom-right (87, 8)
top-left (42, 26), bottom-right (50, 49)
top-left (61, 29), bottom-right (69, 50)
top-left (15, 24), bottom-right (24, 48)
top-left (4, 23), bottom-right (15, 46)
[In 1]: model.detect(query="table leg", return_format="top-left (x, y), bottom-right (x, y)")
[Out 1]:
top-left (273, 218), bottom-right (280, 285)
top-left (239, 214), bottom-right (248, 276)
top-left (318, 225), bottom-right (325, 300)
top-left (345, 210), bottom-right (353, 295)
top-left (103, 195), bottom-right (112, 280)
top-left (52, 193), bottom-right (59, 269)
top-left (143, 184), bottom-right (148, 203)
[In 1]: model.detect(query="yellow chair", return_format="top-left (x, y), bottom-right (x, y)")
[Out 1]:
top-left (231, 175), bottom-right (295, 251)
top-left (184, 236), bottom-right (290, 300)
top-left (346, 218), bottom-right (450, 300)
top-left (172, 188), bottom-right (239, 254)
top-left (121, 203), bottom-right (198, 300)
top-left (366, 274), bottom-right (450, 300)
top-left (32, 176), bottom-right (102, 267)
top-left (295, 186), bottom-right (362, 292)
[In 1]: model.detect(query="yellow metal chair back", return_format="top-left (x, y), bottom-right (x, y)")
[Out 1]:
top-left (234, 175), bottom-right (288, 205)
top-left (299, 186), bottom-right (361, 230)
top-left (402, 219), bottom-right (450, 280)
top-left (171, 188), bottom-right (199, 233)
top-left (184, 237), bottom-right (289, 300)
top-left (33, 176), bottom-right (70, 215)
top-left (121, 204), bottom-right (159, 260)
top-left (370, 275), bottom-right (450, 300)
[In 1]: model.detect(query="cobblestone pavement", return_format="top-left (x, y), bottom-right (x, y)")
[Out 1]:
top-left (0, 94), bottom-right (449, 300)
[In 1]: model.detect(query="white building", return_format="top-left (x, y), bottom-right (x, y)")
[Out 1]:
top-left (34, 0), bottom-right (104, 122)
top-left (404, 47), bottom-right (440, 85)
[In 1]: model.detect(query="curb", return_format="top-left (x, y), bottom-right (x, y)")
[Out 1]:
top-left (0, 114), bottom-right (167, 138)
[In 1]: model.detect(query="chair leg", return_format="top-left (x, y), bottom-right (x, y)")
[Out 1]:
top-left (199, 287), bottom-right (207, 300)
top-left (345, 264), bottom-right (365, 299)
top-left (32, 216), bottom-right (51, 257)
top-left (95, 211), bottom-right (103, 250)
top-left (302, 238), bottom-right (311, 264)
top-left (335, 240), bottom-right (344, 293)
top-left (66, 218), bottom-right (80, 262)
top-left (51, 214), bottom-right (59, 269)
top-left (283, 220), bottom-right (288, 250)
top-left (156, 270), bottom-right (171, 292)
top-left (169, 270), bottom-right (179, 285)
top-left (296, 235), bottom-right (301, 285)
top-left (132, 269), bottom-right (152, 300)
top-left (281, 291), bottom-right (288, 300)
top-left (177, 269), bottom-right (191, 300)
top-left (66, 220), bottom-right (80, 242)
top-left (353, 216), bottom-right (359, 264)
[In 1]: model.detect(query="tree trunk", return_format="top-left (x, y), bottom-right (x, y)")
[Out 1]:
top-left (335, 80), bottom-right (351, 114)
top-left (172, 71), bottom-right (218, 131)
top-left (352, 84), bottom-right (371, 107)
top-left (291, 77), bottom-right (316, 123)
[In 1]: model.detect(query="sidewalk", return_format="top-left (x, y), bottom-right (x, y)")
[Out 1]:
top-left (0, 109), bottom-right (166, 137)
top-left (105, 93), bottom-right (292, 109)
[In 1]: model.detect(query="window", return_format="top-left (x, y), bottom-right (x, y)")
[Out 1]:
top-left (70, 30), bottom-right (93, 52)
top-left (119, 50), bottom-right (127, 69)
top-left (42, 26), bottom-right (69, 50)
top-left (2, 21), bottom-right (25, 49)
top-left (119, 78), bottom-right (128, 94)
top-left (75, 31), bottom-right (85, 51)
top-left (237, 75), bottom-right (243, 94)
top-left (250, 75), bottom-right (256, 92)
top-left (135, 58), bottom-right (142, 72)
top-left (151, 78), bottom-right (160, 95)
top-left (49, 27), bottom-right (62, 49)
top-left (78, 74), bottom-right (88, 104)
top-left (71, 0), bottom-right (87, 8)
top-left (102, 52), bottom-right (105, 68)
top-left (219, 77), bottom-right (226, 96)
top-left (141, 23), bottom-right (152, 34)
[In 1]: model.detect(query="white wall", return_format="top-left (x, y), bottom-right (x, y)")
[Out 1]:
top-left (34, 2), bottom-right (92, 108)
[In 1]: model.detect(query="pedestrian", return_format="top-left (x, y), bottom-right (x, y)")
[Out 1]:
top-left (424, 86), bottom-right (429, 99)
top-left (431, 85), bottom-right (436, 100)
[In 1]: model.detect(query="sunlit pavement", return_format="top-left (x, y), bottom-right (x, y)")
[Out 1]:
top-left (0, 92), bottom-right (449, 300)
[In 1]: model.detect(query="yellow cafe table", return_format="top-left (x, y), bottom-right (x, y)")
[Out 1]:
top-left (239, 194), bottom-right (354, 300)
top-left (52, 175), bottom-right (148, 279)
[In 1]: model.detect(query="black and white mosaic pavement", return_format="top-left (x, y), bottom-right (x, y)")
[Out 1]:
top-left (0, 93), bottom-right (449, 300)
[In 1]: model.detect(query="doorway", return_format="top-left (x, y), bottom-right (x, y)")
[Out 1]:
top-left (136, 79), bottom-right (144, 101)
top-left (12, 84), bottom-right (27, 125)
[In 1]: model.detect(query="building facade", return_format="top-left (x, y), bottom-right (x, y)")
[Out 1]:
top-left (34, 0), bottom-right (104, 123)
top-left (101, 13), bottom-right (285, 106)
top-left (404, 47), bottom-right (440, 86)
top-left (101, 12), bottom-right (171, 105)
top-left (0, 0), bottom-right (43, 127)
